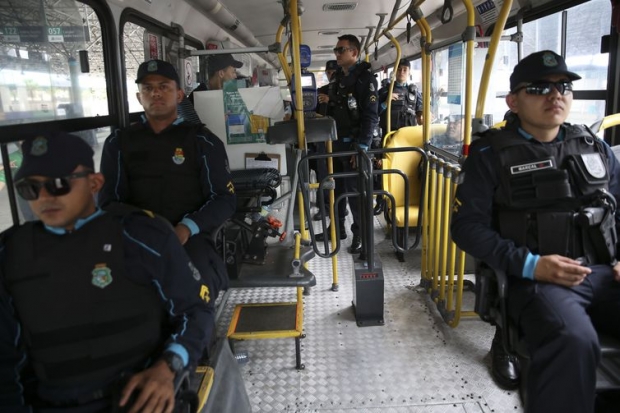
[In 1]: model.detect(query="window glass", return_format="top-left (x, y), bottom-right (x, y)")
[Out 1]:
top-left (0, 2), bottom-right (109, 126)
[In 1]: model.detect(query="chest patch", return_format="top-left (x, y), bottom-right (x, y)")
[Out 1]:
top-left (172, 147), bottom-right (185, 165)
top-left (510, 159), bottom-right (554, 175)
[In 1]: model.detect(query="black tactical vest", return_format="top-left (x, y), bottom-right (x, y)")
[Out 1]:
top-left (2, 212), bottom-right (165, 386)
top-left (327, 62), bottom-right (372, 141)
top-left (118, 122), bottom-right (206, 224)
top-left (482, 124), bottom-right (616, 263)
top-left (381, 83), bottom-right (418, 131)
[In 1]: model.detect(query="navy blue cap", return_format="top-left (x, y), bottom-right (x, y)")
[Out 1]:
top-left (208, 54), bottom-right (243, 77)
top-left (397, 58), bottom-right (411, 69)
top-left (325, 60), bottom-right (338, 71)
top-left (510, 50), bottom-right (581, 92)
top-left (135, 59), bottom-right (180, 85)
top-left (14, 132), bottom-right (94, 181)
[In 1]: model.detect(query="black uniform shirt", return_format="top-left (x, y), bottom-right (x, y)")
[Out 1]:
top-left (99, 116), bottom-right (236, 236)
top-left (0, 209), bottom-right (213, 410)
top-left (451, 125), bottom-right (620, 279)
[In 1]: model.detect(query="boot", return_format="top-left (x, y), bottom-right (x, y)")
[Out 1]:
top-left (347, 234), bottom-right (362, 254)
top-left (315, 225), bottom-right (347, 241)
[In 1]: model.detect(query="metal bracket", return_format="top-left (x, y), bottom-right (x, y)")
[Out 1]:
top-left (462, 26), bottom-right (477, 42)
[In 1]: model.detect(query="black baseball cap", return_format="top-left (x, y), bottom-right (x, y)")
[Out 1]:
top-left (510, 50), bottom-right (581, 92)
top-left (135, 59), bottom-right (180, 85)
top-left (208, 54), bottom-right (243, 77)
top-left (15, 132), bottom-right (94, 181)
top-left (325, 60), bottom-right (338, 71)
top-left (397, 58), bottom-right (411, 69)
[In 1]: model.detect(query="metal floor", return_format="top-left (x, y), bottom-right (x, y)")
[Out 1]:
top-left (215, 212), bottom-right (523, 413)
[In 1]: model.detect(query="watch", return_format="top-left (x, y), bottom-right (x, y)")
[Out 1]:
top-left (161, 351), bottom-right (184, 374)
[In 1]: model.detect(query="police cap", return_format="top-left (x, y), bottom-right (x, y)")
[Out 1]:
top-left (325, 60), bottom-right (338, 71)
top-left (208, 54), bottom-right (243, 77)
top-left (14, 132), bottom-right (94, 181)
top-left (397, 58), bottom-right (411, 69)
top-left (510, 50), bottom-right (581, 92)
top-left (135, 59), bottom-right (180, 85)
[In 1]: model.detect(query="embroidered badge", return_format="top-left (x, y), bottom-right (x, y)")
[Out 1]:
top-left (31, 136), bottom-right (48, 156)
top-left (200, 284), bottom-right (211, 303)
top-left (581, 153), bottom-right (606, 179)
top-left (91, 264), bottom-right (113, 289)
top-left (147, 60), bottom-right (158, 72)
top-left (542, 52), bottom-right (558, 67)
top-left (510, 159), bottom-right (554, 175)
top-left (103, 244), bottom-right (112, 252)
top-left (172, 147), bottom-right (185, 165)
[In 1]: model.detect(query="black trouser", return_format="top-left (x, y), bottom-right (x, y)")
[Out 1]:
top-left (333, 154), bottom-right (360, 236)
top-left (507, 265), bottom-right (620, 413)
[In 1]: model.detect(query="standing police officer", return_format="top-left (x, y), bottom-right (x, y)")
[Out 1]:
top-left (378, 58), bottom-right (423, 132)
top-left (315, 35), bottom-right (379, 254)
top-left (100, 60), bottom-right (236, 309)
top-left (0, 132), bottom-right (212, 412)
top-left (451, 50), bottom-right (620, 413)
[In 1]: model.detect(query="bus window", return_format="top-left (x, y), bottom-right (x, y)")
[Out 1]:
top-left (0, 2), bottom-right (109, 126)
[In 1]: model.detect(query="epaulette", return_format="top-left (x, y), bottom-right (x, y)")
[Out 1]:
top-left (104, 202), bottom-right (176, 235)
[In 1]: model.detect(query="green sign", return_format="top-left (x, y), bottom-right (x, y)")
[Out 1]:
top-left (0, 26), bottom-right (89, 43)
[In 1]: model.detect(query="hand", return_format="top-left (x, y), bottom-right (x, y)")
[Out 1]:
top-left (391, 93), bottom-right (400, 101)
top-left (374, 159), bottom-right (383, 168)
top-left (119, 360), bottom-right (175, 413)
top-left (174, 224), bottom-right (191, 245)
top-left (534, 255), bottom-right (592, 287)
top-left (350, 155), bottom-right (357, 169)
top-left (318, 94), bottom-right (329, 104)
top-left (613, 261), bottom-right (620, 282)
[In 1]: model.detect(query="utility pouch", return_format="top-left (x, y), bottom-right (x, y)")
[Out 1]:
top-left (565, 153), bottom-right (609, 197)
top-left (474, 263), bottom-right (498, 323)
top-left (506, 159), bottom-right (572, 207)
top-left (576, 206), bottom-right (617, 265)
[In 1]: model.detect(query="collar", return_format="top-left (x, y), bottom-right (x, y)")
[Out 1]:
top-left (517, 126), bottom-right (565, 142)
top-left (140, 114), bottom-right (185, 129)
top-left (395, 82), bottom-right (407, 87)
top-left (44, 208), bottom-right (105, 235)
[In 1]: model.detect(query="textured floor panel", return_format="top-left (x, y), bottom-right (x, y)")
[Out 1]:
top-left (216, 213), bottom-right (523, 413)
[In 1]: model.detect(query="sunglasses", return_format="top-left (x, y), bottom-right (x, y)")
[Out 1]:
top-left (512, 81), bottom-right (573, 96)
top-left (15, 171), bottom-right (93, 201)
top-left (333, 46), bottom-right (354, 55)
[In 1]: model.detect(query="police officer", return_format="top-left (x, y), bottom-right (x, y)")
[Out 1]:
top-left (99, 59), bottom-right (236, 311)
top-left (0, 132), bottom-right (212, 412)
top-left (315, 35), bottom-right (379, 254)
top-left (451, 50), bottom-right (620, 413)
top-left (378, 58), bottom-right (422, 132)
top-left (429, 114), bottom-right (464, 155)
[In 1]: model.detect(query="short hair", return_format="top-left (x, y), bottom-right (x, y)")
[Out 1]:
top-left (337, 34), bottom-right (361, 53)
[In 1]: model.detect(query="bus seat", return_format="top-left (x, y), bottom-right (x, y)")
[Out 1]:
top-left (382, 125), bottom-right (425, 228)
top-left (474, 262), bottom-right (620, 403)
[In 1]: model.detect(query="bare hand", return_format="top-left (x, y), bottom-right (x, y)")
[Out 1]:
top-left (613, 261), bottom-right (620, 282)
top-left (174, 224), bottom-right (191, 245)
top-left (120, 361), bottom-right (175, 413)
top-left (534, 255), bottom-right (591, 287)
top-left (318, 94), bottom-right (329, 104)
top-left (391, 93), bottom-right (400, 101)
top-left (350, 155), bottom-right (357, 169)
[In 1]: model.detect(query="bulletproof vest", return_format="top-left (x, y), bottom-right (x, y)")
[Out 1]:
top-left (2, 211), bottom-right (165, 386)
top-left (484, 124), bottom-right (616, 264)
top-left (118, 122), bottom-right (206, 224)
top-left (381, 83), bottom-right (418, 130)
top-left (327, 62), bottom-right (372, 140)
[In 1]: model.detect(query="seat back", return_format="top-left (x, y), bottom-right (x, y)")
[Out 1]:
top-left (382, 125), bottom-right (425, 227)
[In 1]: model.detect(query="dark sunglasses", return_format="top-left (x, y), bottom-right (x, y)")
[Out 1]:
top-left (15, 171), bottom-right (93, 201)
top-left (333, 46), bottom-right (353, 55)
top-left (512, 81), bottom-right (573, 96)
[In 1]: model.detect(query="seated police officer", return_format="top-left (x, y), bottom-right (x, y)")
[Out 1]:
top-left (0, 132), bottom-right (212, 412)
top-left (429, 115), bottom-right (464, 156)
top-left (100, 60), bottom-right (236, 312)
top-left (451, 50), bottom-right (620, 413)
